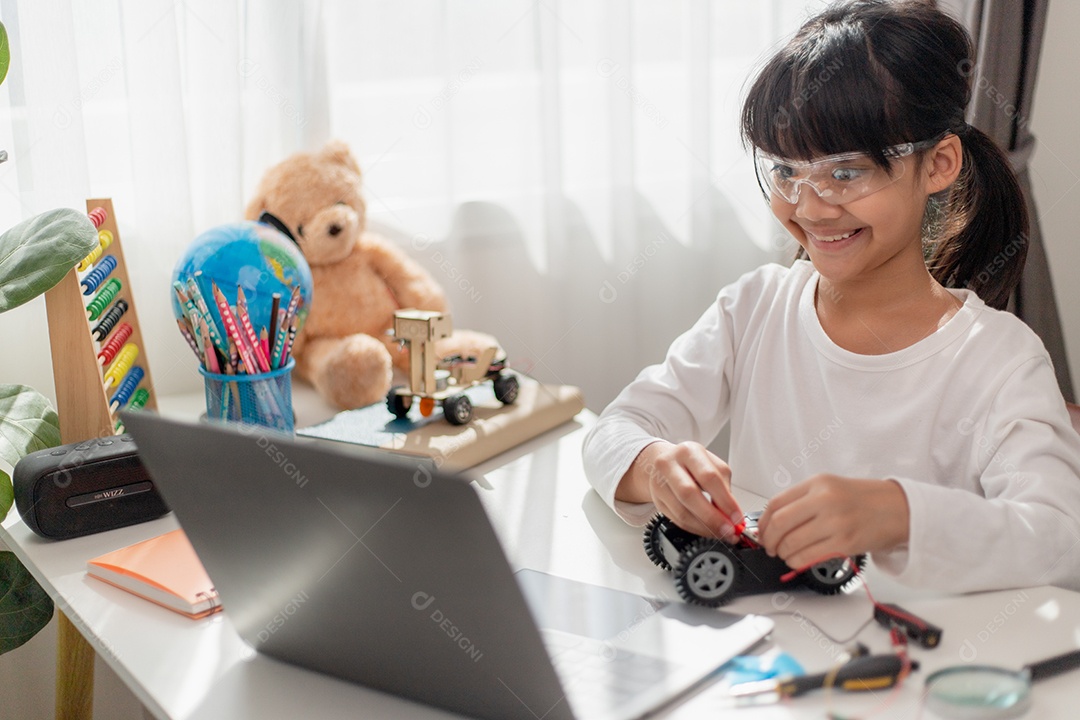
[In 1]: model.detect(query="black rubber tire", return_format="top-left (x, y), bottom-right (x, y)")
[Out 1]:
top-left (673, 538), bottom-right (738, 607)
top-left (643, 515), bottom-right (671, 570)
top-left (800, 555), bottom-right (866, 595)
top-left (493, 374), bottom-right (520, 405)
top-left (443, 394), bottom-right (473, 425)
top-left (387, 387), bottom-right (412, 419)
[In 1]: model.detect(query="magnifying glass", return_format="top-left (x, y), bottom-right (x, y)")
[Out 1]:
top-left (925, 648), bottom-right (1080, 718)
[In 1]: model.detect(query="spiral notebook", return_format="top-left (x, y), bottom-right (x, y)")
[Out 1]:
top-left (86, 528), bottom-right (221, 619)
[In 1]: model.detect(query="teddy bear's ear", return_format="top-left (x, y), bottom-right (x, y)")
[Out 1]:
top-left (318, 140), bottom-right (362, 176)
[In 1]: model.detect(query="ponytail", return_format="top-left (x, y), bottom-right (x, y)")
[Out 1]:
top-left (927, 126), bottom-right (1028, 310)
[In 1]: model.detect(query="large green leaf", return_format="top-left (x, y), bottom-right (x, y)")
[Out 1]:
top-left (0, 470), bottom-right (11, 525)
top-left (0, 385), bottom-right (61, 522)
top-left (0, 385), bottom-right (59, 655)
top-left (0, 208), bottom-right (98, 314)
top-left (0, 22), bottom-right (8, 87)
top-left (0, 551), bottom-right (54, 655)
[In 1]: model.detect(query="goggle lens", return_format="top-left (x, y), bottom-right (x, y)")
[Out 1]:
top-left (754, 143), bottom-right (922, 205)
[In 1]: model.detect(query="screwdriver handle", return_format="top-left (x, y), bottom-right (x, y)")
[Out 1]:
top-left (778, 654), bottom-right (907, 697)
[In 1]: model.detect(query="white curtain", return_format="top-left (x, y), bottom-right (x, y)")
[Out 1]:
top-left (0, 0), bottom-right (822, 414)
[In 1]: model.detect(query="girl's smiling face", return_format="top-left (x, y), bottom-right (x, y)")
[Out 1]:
top-left (769, 151), bottom-right (934, 288)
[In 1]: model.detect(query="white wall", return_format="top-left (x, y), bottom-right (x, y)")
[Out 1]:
top-left (1030, 0), bottom-right (1080, 392)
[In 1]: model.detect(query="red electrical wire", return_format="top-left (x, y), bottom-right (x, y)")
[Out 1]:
top-left (769, 553), bottom-right (918, 720)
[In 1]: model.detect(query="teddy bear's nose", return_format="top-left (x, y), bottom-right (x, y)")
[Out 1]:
top-left (328, 224), bottom-right (342, 236)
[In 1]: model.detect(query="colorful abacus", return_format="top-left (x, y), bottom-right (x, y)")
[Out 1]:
top-left (44, 199), bottom-right (158, 442)
top-left (97, 322), bottom-right (134, 365)
top-left (80, 254), bottom-right (117, 294)
top-left (92, 298), bottom-right (129, 340)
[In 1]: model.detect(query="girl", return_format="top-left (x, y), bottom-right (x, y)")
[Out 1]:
top-left (582, 0), bottom-right (1080, 594)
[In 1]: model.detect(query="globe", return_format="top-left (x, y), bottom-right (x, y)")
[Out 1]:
top-left (171, 221), bottom-right (314, 360)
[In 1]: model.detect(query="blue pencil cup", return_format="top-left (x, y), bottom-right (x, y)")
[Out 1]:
top-left (200, 359), bottom-right (295, 434)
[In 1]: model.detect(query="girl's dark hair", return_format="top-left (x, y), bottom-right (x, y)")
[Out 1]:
top-left (741, 0), bottom-right (1026, 309)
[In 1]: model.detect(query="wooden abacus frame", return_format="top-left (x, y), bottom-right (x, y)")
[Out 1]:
top-left (42, 198), bottom-right (158, 720)
top-left (44, 198), bottom-right (158, 441)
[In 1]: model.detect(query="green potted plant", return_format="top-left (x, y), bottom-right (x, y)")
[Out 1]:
top-left (0, 208), bottom-right (99, 654)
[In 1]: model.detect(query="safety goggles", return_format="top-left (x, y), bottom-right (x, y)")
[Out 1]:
top-left (753, 140), bottom-right (938, 205)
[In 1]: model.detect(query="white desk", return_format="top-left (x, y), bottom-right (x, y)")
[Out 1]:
top-left (4, 410), bottom-right (1080, 718)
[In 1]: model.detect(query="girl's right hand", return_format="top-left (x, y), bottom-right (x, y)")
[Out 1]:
top-left (616, 441), bottom-right (743, 541)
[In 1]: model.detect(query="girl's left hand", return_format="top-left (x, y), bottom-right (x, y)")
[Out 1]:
top-left (757, 475), bottom-right (910, 570)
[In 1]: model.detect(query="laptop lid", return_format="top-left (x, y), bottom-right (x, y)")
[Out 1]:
top-left (123, 412), bottom-right (573, 720)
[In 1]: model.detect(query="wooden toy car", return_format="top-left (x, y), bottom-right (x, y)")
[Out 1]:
top-left (644, 512), bottom-right (864, 607)
top-left (386, 309), bottom-right (518, 426)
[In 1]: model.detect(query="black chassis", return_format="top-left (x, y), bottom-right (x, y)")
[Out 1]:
top-left (644, 512), bottom-right (865, 607)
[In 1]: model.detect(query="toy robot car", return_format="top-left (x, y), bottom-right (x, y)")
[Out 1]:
top-left (644, 512), bottom-right (864, 607)
top-left (386, 309), bottom-right (518, 426)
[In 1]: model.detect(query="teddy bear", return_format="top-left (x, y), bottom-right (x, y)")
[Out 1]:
top-left (245, 140), bottom-right (498, 410)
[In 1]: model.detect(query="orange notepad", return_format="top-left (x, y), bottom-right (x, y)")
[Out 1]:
top-left (86, 529), bottom-right (222, 619)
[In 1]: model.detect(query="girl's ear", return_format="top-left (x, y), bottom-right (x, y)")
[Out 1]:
top-left (924, 134), bottom-right (963, 194)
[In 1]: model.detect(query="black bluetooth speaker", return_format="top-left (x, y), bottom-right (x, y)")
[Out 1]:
top-left (13, 435), bottom-right (170, 540)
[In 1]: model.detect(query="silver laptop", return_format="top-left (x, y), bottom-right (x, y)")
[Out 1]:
top-left (122, 412), bottom-right (773, 720)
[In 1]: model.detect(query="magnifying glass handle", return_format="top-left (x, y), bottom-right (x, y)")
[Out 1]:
top-left (1026, 649), bottom-right (1080, 682)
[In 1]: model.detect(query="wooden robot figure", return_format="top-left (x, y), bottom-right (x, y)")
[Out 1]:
top-left (387, 310), bottom-right (519, 425)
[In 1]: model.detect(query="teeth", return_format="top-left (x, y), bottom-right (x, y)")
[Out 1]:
top-left (817, 229), bottom-right (859, 243)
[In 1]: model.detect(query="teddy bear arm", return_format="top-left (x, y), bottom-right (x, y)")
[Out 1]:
top-left (295, 333), bottom-right (394, 410)
top-left (365, 239), bottom-right (447, 312)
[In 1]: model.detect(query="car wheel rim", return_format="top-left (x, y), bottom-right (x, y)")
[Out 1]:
top-left (810, 558), bottom-right (852, 585)
top-left (686, 551), bottom-right (734, 599)
top-left (450, 399), bottom-right (471, 422)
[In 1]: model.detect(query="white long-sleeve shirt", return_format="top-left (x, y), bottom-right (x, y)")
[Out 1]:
top-left (583, 260), bottom-right (1080, 593)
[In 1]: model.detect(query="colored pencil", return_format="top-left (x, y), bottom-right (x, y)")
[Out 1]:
top-left (173, 282), bottom-right (196, 328)
top-left (270, 307), bottom-right (289, 369)
top-left (211, 282), bottom-right (259, 377)
top-left (198, 315), bottom-right (220, 374)
top-left (235, 286), bottom-right (270, 373)
top-left (283, 285), bottom-right (302, 319)
top-left (281, 317), bottom-right (299, 365)
top-left (227, 338), bottom-right (240, 373)
top-left (176, 318), bottom-right (202, 361)
top-left (268, 292), bottom-right (281, 350)
top-left (186, 275), bottom-right (228, 355)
